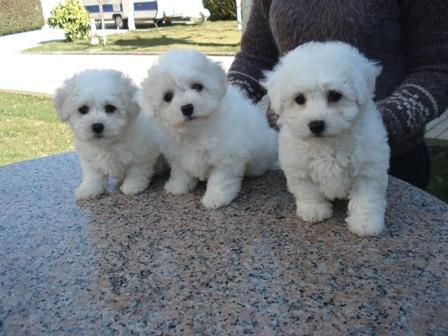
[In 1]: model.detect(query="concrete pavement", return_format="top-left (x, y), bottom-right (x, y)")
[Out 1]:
top-left (0, 26), bottom-right (65, 54)
top-left (0, 27), bottom-right (234, 96)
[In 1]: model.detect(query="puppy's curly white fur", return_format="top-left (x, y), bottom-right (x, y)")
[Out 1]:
top-left (137, 49), bottom-right (278, 209)
top-left (264, 42), bottom-right (390, 236)
top-left (54, 69), bottom-right (163, 200)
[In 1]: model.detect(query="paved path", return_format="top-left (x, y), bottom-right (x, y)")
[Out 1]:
top-left (0, 26), bottom-right (65, 54)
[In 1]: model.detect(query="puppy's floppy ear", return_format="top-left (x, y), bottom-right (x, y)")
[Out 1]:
top-left (121, 79), bottom-right (140, 119)
top-left (363, 61), bottom-right (382, 95)
top-left (354, 59), bottom-right (382, 105)
top-left (134, 88), bottom-right (154, 117)
top-left (262, 66), bottom-right (284, 115)
top-left (209, 61), bottom-right (227, 98)
top-left (135, 75), bottom-right (159, 120)
top-left (127, 94), bottom-right (141, 119)
top-left (137, 65), bottom-right (167, 119)
top-left (53, 79), bottom-right (75, 122)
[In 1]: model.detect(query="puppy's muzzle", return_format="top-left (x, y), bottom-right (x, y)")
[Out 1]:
top-left (91, 123), bottom-right (104, 134)
top-left (308, 120), bottom-right (325, 136)
top-left (181, 104), bottom-right (194, 119)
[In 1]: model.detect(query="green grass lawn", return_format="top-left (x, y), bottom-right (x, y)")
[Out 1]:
top-left (0, 91), bottom-right (447, 203)
top-left (0, 91), bottom-right (72, 165)
top-left (26, 21), bottom-right (241, 55)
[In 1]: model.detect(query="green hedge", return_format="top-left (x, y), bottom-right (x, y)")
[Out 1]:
top-left (203, 0), bottom-right (236, 20)
top-left (0, 0), bottom-right (44, 36)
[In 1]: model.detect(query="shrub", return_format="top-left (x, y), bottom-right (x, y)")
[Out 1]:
top-left (48, 0), bottom-right (90, 42)
top-left (203, 0), bottom-right (236, 20)
top-left (0, 0), bottom-right (44, 36)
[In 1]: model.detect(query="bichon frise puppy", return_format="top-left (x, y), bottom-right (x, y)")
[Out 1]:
top-left (136, 49), bottom-right (278, 209)
top-left (264, 41), bottom-right (390, 236)
top-left (54, 69), bottom-right (163, 200)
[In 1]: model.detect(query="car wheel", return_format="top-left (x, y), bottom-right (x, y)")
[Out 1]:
top-left (114, 15), bottom-right (124, 29)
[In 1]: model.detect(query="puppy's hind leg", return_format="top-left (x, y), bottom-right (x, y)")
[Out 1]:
top-left (202, 164), bottom-right (244, 209)
top-left (120, 160), bottom-right (156, 195)
top-left (164, 163), bottom-right (197, 195)
top-left (75, 159), bottom-right (107, 200)
top-left (346, 175), bottom-right (388, 236)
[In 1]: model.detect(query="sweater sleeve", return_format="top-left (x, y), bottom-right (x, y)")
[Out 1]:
top-left (228, 0), bottom-right (279, 103)
top-left (378, 0), bottom-right (448, 154)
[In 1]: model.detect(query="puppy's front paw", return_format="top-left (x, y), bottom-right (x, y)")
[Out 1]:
top-left (346, 214), bottom-right (384, 237)
top-left (296, 201), bottom-right (333, 223)
top-left (164, 178), bottom-right (196, 195)
top-left (120, 178), bottom-right (148, 195)
top-left (201, 190), bottom-right (236, 209)
top-left (75, 183), bottom-right (105, 200)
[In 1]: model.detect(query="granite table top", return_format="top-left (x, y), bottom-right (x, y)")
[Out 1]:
top-left (0, 153), bottom-right (447, 335)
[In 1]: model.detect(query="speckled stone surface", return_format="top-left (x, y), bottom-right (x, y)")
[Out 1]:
top-left (0, 153), bottom-right (447, 335)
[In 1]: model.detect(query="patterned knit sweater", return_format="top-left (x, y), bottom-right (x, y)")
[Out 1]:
top-left (228, 0), bottom-right (448, 155)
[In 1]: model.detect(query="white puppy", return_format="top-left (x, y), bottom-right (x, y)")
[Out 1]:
top-left (54, 69), bottom-right (162, 200)
top-left (136, 49), bottom-right (278, 209)
top-left (264, 41), bottom-right (390, 236)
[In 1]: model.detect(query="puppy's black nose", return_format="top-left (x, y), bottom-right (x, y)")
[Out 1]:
top-left (181, 104), bottom-right (194, 118)
top-left (308, 120), bottom-right (325, 135)
top-left (92, 123), bottom-right (104, 134)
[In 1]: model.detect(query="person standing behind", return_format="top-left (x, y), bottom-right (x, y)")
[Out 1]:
top-left (229, 0), bottom-right (448, 189)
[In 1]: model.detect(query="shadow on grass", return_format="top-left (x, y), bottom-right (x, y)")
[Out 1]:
top-left (38, 39), bottom-right (69, 45)
top-left (112, 36), bottom-right (240, 48)
top-left (29, 40), bottom-right (91, 50)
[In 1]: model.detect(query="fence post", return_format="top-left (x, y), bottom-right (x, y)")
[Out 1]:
top-left (98, 0), bottom-right (107, 45)
top-left (236, 0), bottom-right (242, 30)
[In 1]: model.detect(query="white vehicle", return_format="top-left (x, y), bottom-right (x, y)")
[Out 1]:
top-left (83, 0), bottom-right (210, 28)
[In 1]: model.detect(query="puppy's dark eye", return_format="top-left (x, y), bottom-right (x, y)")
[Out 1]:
top-left (192, 83), bottom-right (203, 92)
top-left (327, 90), bottom-right (342, 103)
top-left (295, 94), bottom-right (306, 105)
top-left (164, 91), bottom-right (173, 103)
top-left (78, 105), bottom-right (89, 115)
top-left (105, 104), bottom-right (116, 113)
